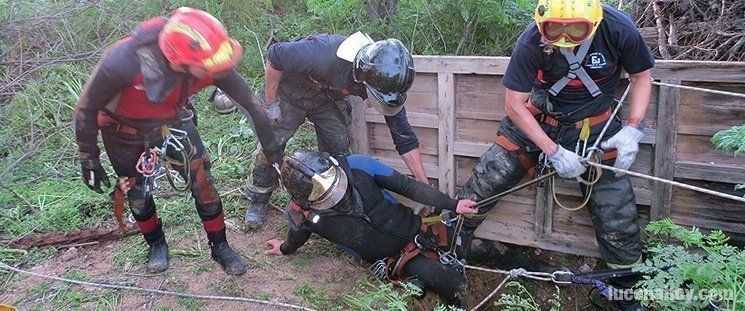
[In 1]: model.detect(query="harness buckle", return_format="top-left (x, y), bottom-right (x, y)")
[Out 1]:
top-left (568, 61), bottom-right (582, 71)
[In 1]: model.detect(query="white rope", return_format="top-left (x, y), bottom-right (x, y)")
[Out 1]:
top-left (652, 81), bottom-right (745, 99)
top-left (588, 162), bottom-right (745, 204)
top-left (0, 262), bottom-right (316, 311)
top-left (465, 266), bottom-right (561, 310)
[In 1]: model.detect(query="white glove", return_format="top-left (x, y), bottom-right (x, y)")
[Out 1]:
top-left (548, 145), bottom-right (586, 179)
top-left (413, 203), bottom-right (435, 216)
top-left (601, 126), bottom-right (645, 176)
top-left (264, 100), bottom-right (281, 121)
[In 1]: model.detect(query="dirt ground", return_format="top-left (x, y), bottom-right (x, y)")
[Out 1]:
top-left (0, 207), bottom-right (602, 310)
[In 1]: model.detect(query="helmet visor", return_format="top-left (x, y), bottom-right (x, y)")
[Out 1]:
top-left (540, 19), bottom-right (593, 43)
top-left (366, 87), bottom-right (405, 116)
top-left (308, 163), bottom-right (348, 210)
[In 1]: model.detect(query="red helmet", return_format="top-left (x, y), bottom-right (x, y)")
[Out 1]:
top-left (158, 7), bottom-right (243, 74)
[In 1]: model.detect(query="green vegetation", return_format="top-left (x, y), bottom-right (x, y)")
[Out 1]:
top-left (495, 280), bottom-right (561, 311)
top-left (712, 124), bottom-right (745, 196)
top-left (635, 219), bottom-right (745, 310)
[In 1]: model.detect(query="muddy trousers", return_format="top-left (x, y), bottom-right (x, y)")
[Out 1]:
top-left (401, 254), bottom-right (469, 308)
top-left (456, 143), bottom-right (642, 268)
top-left (247, 94), bottom-right (353, 195)
top-left (100, 119), bottom-right (227, 246)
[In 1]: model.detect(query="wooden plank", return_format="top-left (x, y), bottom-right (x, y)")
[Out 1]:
top-left (414, 56), bottom-right (511, 75)
top-left (365, 110), bottom-right (438, 129)
top-left (675, 161), bottom-right (745, 184)
top-left (349, 96), bottom-right (369, 155)
top-left (650, 80), bottom-right (681, 220)
top-left (438, 73), bottom-right (456, 195)
top-left (453, 141), bottom-right (491, 158)
top-left (652, 61), bottom-right (745, 83)
top-left (374, 156), bottom-right (439, 179)
top-left (475, 218), bottom-right (602, 258)
top-left (534, 182), bottom-right (554, 236)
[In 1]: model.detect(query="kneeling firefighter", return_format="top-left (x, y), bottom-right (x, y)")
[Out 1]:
top-left (73, 8), bottom-right (283, 275)
top-left (456, 0), bottom-right (654, 309)
top-left (264, 150), bottom-right (478, 307)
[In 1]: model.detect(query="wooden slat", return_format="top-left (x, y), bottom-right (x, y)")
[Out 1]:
top-left (438, 73), bottom-right (456, 195)
top-left (365, 110), bottom-right (438, 129)
top-left (534, 183), bottom-right (554, 236)
top-left (675, 161), bottom-right (745, 184)
top-left (349, 96), bottom-right (369, 155)
top-left (453, 141), bottom-right (491, 157)
top-left (652, 61), bottom-right (745, 83)
top-left (414, 56), bottom-right (510, 75)
top-left (678, 125), bottom-right (738, 137)
top-left (650, 80), bottom-right (681, 220)
top-left (375, 157), bottom-right (439, 179)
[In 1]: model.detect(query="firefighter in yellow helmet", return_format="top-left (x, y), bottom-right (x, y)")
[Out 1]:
top-left (457, 0), bottom-right (654, 310)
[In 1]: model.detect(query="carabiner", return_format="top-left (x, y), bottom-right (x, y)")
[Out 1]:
top-left (551, 270), bottom-right (574, 285)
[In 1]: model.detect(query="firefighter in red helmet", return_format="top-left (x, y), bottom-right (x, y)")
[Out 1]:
top-left (73, 7), bottom-right (282, 275)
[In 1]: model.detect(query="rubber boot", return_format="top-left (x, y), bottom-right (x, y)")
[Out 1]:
top-left (207, 229), bottom-right (247, 275)
top-left (608, 275), bottom-right (648, 311)
top-left (143, 222), bottom-right (169, 273)
top-left (244, 190), bottom-right (270, 229)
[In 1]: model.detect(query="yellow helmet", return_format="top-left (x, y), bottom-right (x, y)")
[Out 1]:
top-left (534, 0), bottom-right (604, 48)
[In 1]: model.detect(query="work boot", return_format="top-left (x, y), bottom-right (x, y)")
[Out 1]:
top-left (142, 220), bottom-right (169, 273)
top-left (208, 229), bottom-right (247, 275)
top-left (244, 190), bottom-right (270, 229)
top-left (616, 299), bottom-right (647, 311)
top-left (607, 275), bottom-right (647, 311)
top-left (146, 238), bottom-right (169, 273)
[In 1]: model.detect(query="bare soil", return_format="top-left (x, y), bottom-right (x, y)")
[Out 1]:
top-left (1, 208), bottom-right (599, 310)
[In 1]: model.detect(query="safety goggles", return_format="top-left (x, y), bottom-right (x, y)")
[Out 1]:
top-left (538, 18), bottom-right (594, 44)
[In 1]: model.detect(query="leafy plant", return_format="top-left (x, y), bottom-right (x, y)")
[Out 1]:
top-left (635, 219), bottom-right (745, 310)
top-left (343, 278), bottom-right (461, 311)
top-left (495, 280), bottom-right (561, 311)
top-left (712, 124), bottom-right (745, 196)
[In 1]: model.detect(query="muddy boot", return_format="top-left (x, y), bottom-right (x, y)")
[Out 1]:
top-left (244, 190), bottom-right (270, 229)
top-left (208, 229), bottom-right (247, 275)
top-left (143, 222), bottom-right (169, 273)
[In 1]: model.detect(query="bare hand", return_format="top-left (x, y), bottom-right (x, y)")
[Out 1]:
top-left (455, 199), bottom-right (478, 214)
top-left (265, 239), bottom-right (284, 255)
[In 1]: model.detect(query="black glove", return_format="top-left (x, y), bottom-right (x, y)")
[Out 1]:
top-left (81, 159), bottom-right (111, 193)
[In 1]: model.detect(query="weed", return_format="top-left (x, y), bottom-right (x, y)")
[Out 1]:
top-left (495, 280), bottom-right (561, 311)
top-left (636, 219), bottom-right (745, 310)
top-left (294, 282), bottom-right (332, 309)
top-left (343, 278), bottom-right (427, 311)
top-left (176, 296), bottom-right (204, 310)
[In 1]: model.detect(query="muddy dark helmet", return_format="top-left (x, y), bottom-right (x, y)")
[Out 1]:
top-left (280, 150), bottom-right (348, 210)
top-left (353, 39), bottom-right (415, 116)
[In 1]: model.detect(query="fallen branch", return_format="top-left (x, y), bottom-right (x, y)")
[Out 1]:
top-left (1, 224), bottom-right (140, 249)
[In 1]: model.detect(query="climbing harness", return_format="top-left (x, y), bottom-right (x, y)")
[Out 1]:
top-left (549, 83), bottom-right (631, 211)
top-left (550, 38), bottom-right (602, 97)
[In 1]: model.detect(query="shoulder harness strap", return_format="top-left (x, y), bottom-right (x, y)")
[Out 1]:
top-left (549, 38), bottom-right (602, 98)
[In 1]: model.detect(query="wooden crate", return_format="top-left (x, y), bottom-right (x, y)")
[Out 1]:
top-left (350, 56), bottom-right (745, 258)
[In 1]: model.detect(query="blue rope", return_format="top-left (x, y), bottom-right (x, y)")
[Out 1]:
top-left (572, 275), bottom-right (613, 299)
